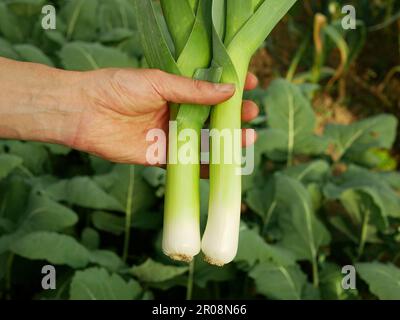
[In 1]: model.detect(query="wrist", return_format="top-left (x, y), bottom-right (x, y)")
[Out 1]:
top-left (0, 58), bottom-right (86, 147)
top-left (37, 67), bottom-right (88, 147)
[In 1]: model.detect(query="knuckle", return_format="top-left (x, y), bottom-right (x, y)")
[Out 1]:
top-left (192, 79), bottom-right (205, 92)
top-left (148, 69), bottom-right (165, 79)
top-left (110, 68), bottom-right (127, 83)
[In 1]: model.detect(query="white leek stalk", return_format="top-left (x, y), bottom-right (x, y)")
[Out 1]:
top-left (135, 0), bottom-right (214, 261)
top-left (202, 0), bottom-right (297, 266)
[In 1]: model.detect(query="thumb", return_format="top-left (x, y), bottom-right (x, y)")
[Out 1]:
top-left (147, 69), bottom-right (236, 105)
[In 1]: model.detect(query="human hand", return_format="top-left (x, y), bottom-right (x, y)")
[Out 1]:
top-left (69, 68), bottom-right (259, 165)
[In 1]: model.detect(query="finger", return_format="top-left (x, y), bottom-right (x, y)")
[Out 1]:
top-left (242, 128), bottom-right (257, 147)
top-left (148, 69), bottom-right (236, 105)
top-left (244, 73), bottom-right (258, 91)
top-left (242, 100), bottom-right (259, 122)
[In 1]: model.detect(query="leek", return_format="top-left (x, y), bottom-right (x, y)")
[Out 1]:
top-left (135, 0), bottom-right (297, 265)
top-left (135, 0), bottom-right (215, 261)
top-left (202, 0), bottom-right (298, 266)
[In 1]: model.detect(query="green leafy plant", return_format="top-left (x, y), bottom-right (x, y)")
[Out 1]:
top-left (0, 0), bottom-right (399, 301)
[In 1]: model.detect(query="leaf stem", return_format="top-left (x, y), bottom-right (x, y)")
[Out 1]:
top-left (312, 257), bottom-right (319, 288)
top-left (286, 35), bottom-right (309, 82)
top-left (122, 166), bottom-right (135, 263)
top-left (262, 201), bottom-right (276, 233)
top-left (186, 260), bottom-right (195, 300)
top-left (17, 165), bottom-right (34, 179)
top-left (55, 274), bottom-right (73, 299)
top-left (357, 209), bottom-right (370, 260)
top-left (286, 91), bottom-right (294, 167)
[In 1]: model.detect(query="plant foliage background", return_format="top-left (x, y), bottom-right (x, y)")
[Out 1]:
top-left (0, 0), bottom-right (400, 300)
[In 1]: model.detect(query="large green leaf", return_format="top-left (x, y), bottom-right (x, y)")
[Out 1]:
top-left (33, 142), bottom-right (71, 156)
top-left (324, 165), bottom-right (400, 218)
top-left (94, 165), bottom-right (156, 214)
top-left (142, 167), bottom-right (166, 194)
top-left (92, 211), bottom-right (125, 235)
top-left (88, 250), bottom-right (124, 272)
top-left (355, 148), bottom-right (397, 171)
top-left (356, 262), bottom-right (400, 300)
top-left (0, 175), bottom-right (30, 224)
top-left (248, 128), bottom-right (273, 169)
top-left (45, 176), bottom-right (123, 211)
top-left (235, 225), bottom-right (295, 267)
top-left (116, 32), bottom-right (143, 58)
top-left (89, 155), bottom-right (113, 174)
top-left (0, 218), bottom-right (14, 235)
top-left (380, 171), bottom-right (400, 191)
top-left (81, 227), bottom-right (100, 250)
top-left (0, 207), bottom-right (80, 254)
top-left (264, 79), bottom-right (328, 164)
top-left (320, 263), bottom-right (357, 300)
top-left (70, 267), bottom-right (141, 300)
top-left (283, 160), bottom-right (330, 184)
top-left (0, 154), bottom-right (22, 180)
top-left (275, 174), bottom-right (331, 261)
top-left (13, 44), bottom-right (54, 66)
top-left (0, 233), bottom-right (21, 254)
top-left (0, 37), bottom-right (19, 59)
top-left (249, 261), bottom-right (307, 300)
top-left (340, 189), bottom-right (388, 232)
top-left (325, 114), bottom-right (398, 162)
top-left (99, 27), bottom-right (133, 42)
top-left (43, 29), bottom-right (67, 46)
top-left (264, 78), bottom-right (312, 133)
top-left (92, 210), bottom-right (161, 234)
top-left (245, 176), bottom-right (276, 221)
top-left (0, 3), bottom-right (25, 42)
top-left (18, 193), bottom-right (78, 233)
top-left (252, 128), bottom-right (289, 162)
top-left (131, 258), bottom-right (188, 283)
top-left (59, 0), bottom-right (99, 41)
top-left (97, 0), bottom-right (137, 33)
top-left (10, 231), bottom-right (90, 268)
top-left (328, 215), bottom-right (359, 243)
top-left (1, 141), bottom-right (48, 174)
top-left (60, 42), bottom-right (138, 71)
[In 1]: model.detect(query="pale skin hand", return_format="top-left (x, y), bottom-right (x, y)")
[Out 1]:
top-left (0, 57), bottom-right (259, 166)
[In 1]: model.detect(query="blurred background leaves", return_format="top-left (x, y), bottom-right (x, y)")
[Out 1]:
top-left (0, 0), bottom-right (399, 300)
